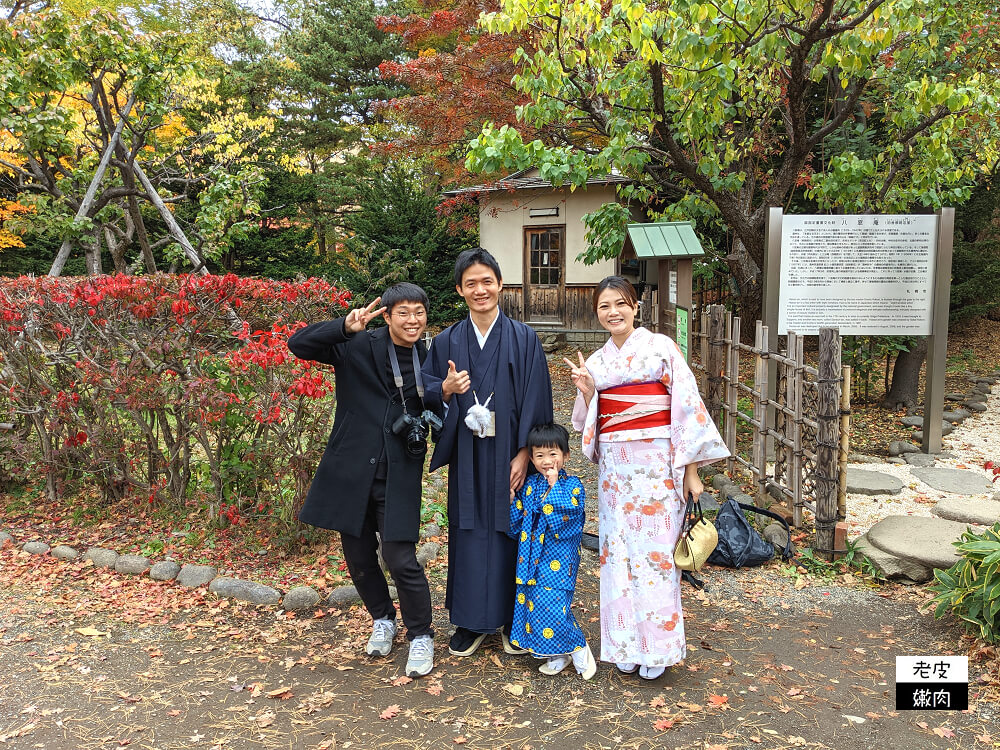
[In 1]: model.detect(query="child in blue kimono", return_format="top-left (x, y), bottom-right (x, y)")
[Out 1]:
top-left (507, 423), bottom-right (597, 679)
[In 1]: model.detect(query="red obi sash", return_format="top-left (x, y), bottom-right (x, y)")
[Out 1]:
top-left (598, 382), bottom-right (671, 434)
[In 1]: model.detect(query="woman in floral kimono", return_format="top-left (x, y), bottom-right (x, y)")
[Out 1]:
top-left (567, 276), bottom-right (729, 680)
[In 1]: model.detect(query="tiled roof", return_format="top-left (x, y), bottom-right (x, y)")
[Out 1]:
top-left (443, 168), bottom-right (630, 196)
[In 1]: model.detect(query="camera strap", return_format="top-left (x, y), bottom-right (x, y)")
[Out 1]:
top-left (386, 341), bottom-right (426, 415)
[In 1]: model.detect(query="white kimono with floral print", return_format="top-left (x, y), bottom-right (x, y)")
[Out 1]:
top-left (572, 327), bottom-right (729, 667)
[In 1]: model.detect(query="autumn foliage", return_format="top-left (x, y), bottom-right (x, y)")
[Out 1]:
top-left (375, 0), bottom-right (538, 185)
top-left (0, 274), bottom-right (350, 528)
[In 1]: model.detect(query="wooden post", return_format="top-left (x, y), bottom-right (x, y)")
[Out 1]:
top-left (657, 259), bottom-right (672, 337)
top-left (133, 163), bottom-right (209, 275)
top-left (753, 321), bottom-right (769, 505)
top-left (792, 334), bottom-right (804, 527)
top-left (838, 364), bottom-right (852, 522)
top-left (922, 208), bottom-right (955, 454)
top-left (49, 94), bottom-right (136, 276)
top-left (726, 315), bottom-right (740, 475)
top-left (676, 258), bottom-right (693, 358)
top-left (706, 305), bottom-right (726, 424)
top-left (700, 309), bottom-right (710, 392)
top-left (815, 327), bottom-right (842, 560)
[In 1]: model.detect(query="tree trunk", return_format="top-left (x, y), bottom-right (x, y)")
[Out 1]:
top-left (880, 336), bottom-right (928, 410)
top-left (48, 94), bottom-right (135, 277)
top-left (726, 235), bottom-right (763, 344)
top-left (83, 231), bottom-right (103, 275)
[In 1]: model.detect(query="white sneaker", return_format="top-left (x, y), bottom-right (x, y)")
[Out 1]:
top-left (405, 635), bottom-right (434, 677)
top-left (365, 618), bottom-right (397, 657)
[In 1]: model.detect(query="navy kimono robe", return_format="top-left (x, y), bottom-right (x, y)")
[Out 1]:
top-left (422, 311), bottom-right (553, 632)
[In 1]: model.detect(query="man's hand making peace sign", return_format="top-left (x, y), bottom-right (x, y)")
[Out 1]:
top-left (344, 297), bottom-right (388, 335)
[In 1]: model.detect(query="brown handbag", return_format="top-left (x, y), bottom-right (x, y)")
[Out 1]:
top-left (674, 491), bottom-right (718, 572)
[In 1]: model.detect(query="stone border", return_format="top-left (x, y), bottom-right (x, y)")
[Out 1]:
top-left (888, 372), bottom-right (999, 455)
top-left (0, 527), bottom-right (442, 611)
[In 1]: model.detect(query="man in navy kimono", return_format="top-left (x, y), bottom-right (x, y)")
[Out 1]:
top-left (422, 247), bottom-right (553, 656)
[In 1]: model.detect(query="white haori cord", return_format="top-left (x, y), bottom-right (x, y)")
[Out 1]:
top-left (464, 390), bottom-right (494, 438)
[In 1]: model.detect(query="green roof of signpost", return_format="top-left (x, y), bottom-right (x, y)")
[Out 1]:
top-left (625, 221), bottom-right (704, 258)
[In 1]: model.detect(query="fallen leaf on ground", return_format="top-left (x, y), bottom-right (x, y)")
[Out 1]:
top-left (392, 676), bottom-right (413, 686)
top-left (649, 695), bottom-right (666, 708)
top-left (380, 704), bottom-right (400, 720)
top-left (75, 627), bottom-right (109, 637)
top-left (255, 710), bottom-right (276, 728)
top-left (266, 687), bottom-right (293, 700)
top-left (708, 694), bottom-right (729, 707)
top-left (453, 737), bottom-right (467, 744)
top-left (503, 683), bottom-right (525, 696)
top-left (652, 718), bottom-right (675, 731)
top-left (932, 727), bottom-right (956, 739)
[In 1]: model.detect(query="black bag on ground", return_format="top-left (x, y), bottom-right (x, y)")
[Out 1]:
top-left (706, 496), bottom-right (795, 568)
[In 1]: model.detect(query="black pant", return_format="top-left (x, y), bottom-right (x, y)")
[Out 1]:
top-left (339, 462), bottom-right (433, 641)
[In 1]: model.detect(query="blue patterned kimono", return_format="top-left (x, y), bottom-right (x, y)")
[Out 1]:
top-left (507, 470), bottom-right (587, 656)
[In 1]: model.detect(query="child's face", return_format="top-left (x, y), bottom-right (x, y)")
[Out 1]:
top-left (531, 444), bottom-right (568, 475)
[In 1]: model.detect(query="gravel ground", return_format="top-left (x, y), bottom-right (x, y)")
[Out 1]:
top-left (844, 384), bottom-right (1000, 538)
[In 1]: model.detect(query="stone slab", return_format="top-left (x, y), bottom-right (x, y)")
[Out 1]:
top-left (699, 491), bottom-right (720, 511)
top-left (888, 441), bottom-right (920, 456)
top-left (911, 467), bottom-right (994, 495)
top-left (964, 401), bottom-right (988, 413)
top-left (420, 523), bottom-right (441, 540)
top-left (115, 554), bottom-right (151, 575)
top-left (208, 577), bottom-right (281, 605)
top-left (22, 541), bottom-right (50, 555)
top-left (83, 547), bottom-right (119, 569)
top-left (0, 531), bottom-right (13, 547)
top-left (283, 586), bottom-right (320, 611)
top-left (149, 560), bottom-right (181, 581)
top-left (763, 522), bottom-right (789, 549)
top-left (866, 515), bottom-right (971, 570)
top-left (903, 453), bottom-right (937, 467)
top-left (942, 409), bottom-right (970, 423)
top-left (846, 468), bottom-right (904, 496)
top-left (176, 564), bottom-right (217, 588)
top-left (932, 497), bottom-right (1000, 526)
top-left (51, 545), bottom-right (79, 560)
top-left (854, 532), bottom-right (932, 582)
top-left (327, 585), bottom-right (361, 606)
top-left (416, 541), bottom-right (440, 568)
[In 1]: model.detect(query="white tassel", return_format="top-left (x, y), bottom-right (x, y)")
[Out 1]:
top-left (464, 392), bottom-right (494, 438)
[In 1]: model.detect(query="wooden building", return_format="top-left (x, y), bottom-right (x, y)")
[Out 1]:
top-left (446, 170), bottom-right (705, 351)
top-left (445, 168), bottom-right (633, 334)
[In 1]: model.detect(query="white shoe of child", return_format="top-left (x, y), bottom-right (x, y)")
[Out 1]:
top-left (615, 662), bottom-right (639, 674)
top-left (572, 645), bottom-right (597, 680)
top-left (538, 655), bottom-right (572, 675)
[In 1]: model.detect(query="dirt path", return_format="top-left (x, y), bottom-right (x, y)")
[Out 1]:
top-left (1, 546), bottom-right (995, 750)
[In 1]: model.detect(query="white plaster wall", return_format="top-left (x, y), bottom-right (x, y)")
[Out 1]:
top-left (478, 185), bottom-right (620, 285)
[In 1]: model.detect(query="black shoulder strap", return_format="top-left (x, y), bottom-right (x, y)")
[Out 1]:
top-left (728, 494), bottom-right (796, 562)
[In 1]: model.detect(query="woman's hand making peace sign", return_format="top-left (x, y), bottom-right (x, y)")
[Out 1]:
top-left (563, 351), bottom-right (596, 405)
top-left (344, 297), bottom-right (388, 335)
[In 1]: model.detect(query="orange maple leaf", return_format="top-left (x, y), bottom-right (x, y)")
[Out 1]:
top-left (380, 704), bottom-right (401, 720)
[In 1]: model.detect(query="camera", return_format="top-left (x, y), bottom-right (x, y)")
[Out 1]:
top-left (392, 409), bottom-right (444, 458)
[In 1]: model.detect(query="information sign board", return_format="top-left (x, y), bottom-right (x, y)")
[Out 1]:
top-left (777, 214), bottom-right (937, 335)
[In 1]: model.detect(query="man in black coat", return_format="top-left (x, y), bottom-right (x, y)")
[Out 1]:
top-left (287, 282), bottom-right (438, 678)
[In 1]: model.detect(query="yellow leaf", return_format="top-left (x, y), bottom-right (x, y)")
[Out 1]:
top-left (74, 627), bottom-right (109, 637)
top-left (502, 683), bottom-right (525, 697)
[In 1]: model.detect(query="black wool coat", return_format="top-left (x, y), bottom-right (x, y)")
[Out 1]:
top-left (287, 318), bottom-right (431, 542)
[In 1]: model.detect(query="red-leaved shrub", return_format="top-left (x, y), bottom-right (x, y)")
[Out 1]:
top-left (0, 274), bottom-right (351, 532)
